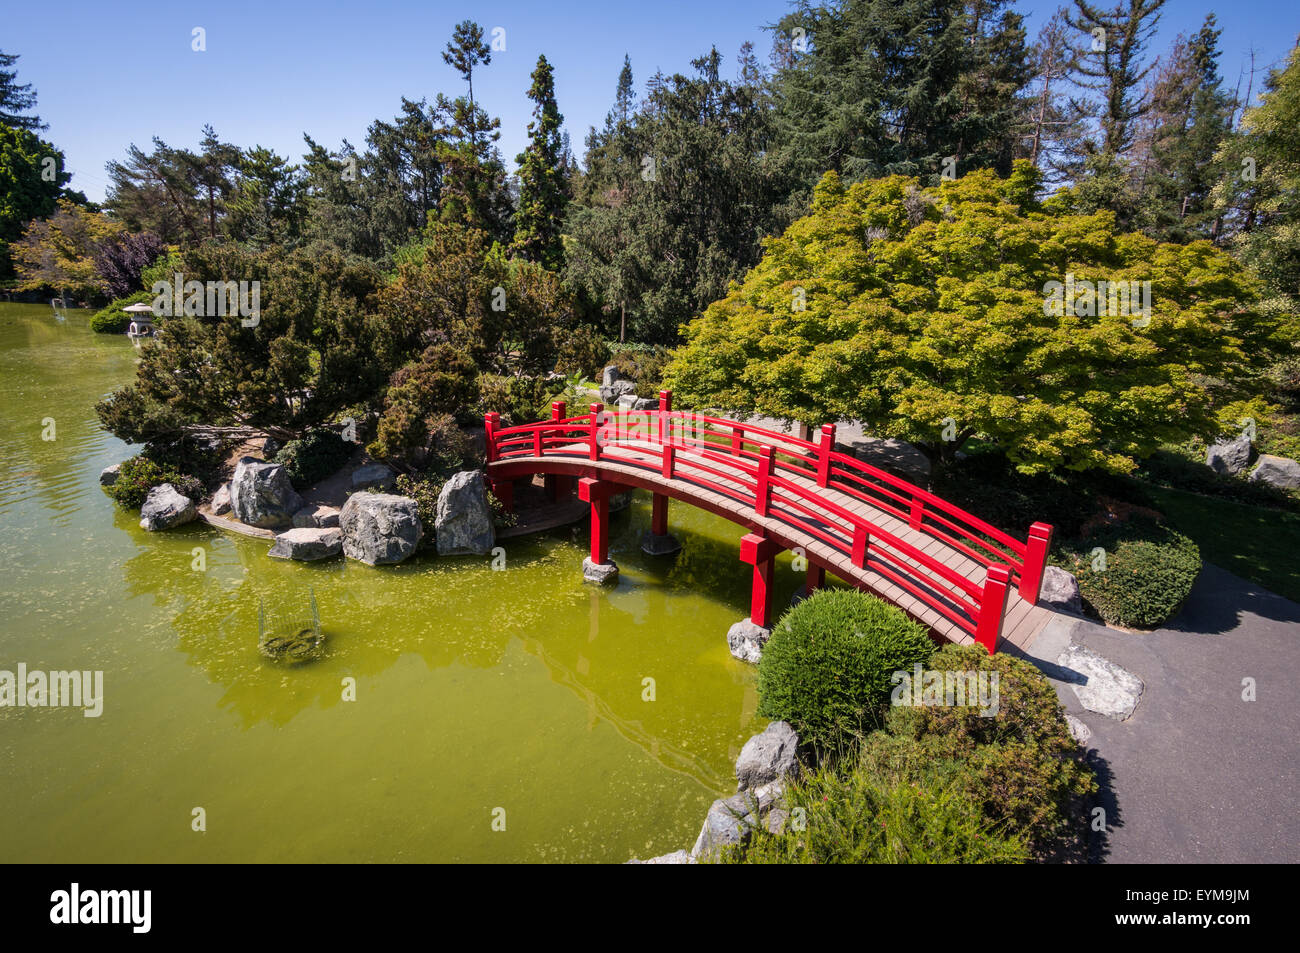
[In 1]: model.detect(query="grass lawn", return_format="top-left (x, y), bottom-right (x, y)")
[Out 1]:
top-left (1144, 484), bottom-right (1300, 603)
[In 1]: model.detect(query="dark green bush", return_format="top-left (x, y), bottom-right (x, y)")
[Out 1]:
top-left (141, 435), bottom-right (227, 489)
top-left (89, 291), bottom-right (152, 334)
top-left (106, 455), bottom-right (203, 510)
top-left (394, 473), bottom-right (446, 550)
top-left (757, 589), bottom-right (935, 754)
top-left (1056, 517), bottom-right (1201, 628)
top-left (879, 644), bottom-right (1096, 854)
top-left (715, 744), bottom-right (1029, 864)
top-left (554, 325), bottom-right (611, 379)
top-left (275, 429), bottom-right (353, 488)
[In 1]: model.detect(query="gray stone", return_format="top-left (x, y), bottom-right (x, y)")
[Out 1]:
top-left (98, 463), bottom-right (121, 487)
top-left (582, 557), bottom-right (619, 585)
top-left (293, 504), bottom-right (339, 529)
top-left (640, 531), bottom-right (682, 555)
top-left (229, 456), bottom-right (304, 528)
top-left (1065, 713), bottom-right (1092, 746)
top-left (139, 483), bottom-right (197, 531)
top-left (727, 618), bottom-right (771, 664)
top-left (1040, 565), bottom-right (1082, 613)
top-left (340, 492), bottom-right (422, 565)
top-left (691, 793), bottom-right (761, 860)
top-left (601, 365), bottom-right (624, 389)
top-left (1206, 433), bottom-right (1252, 475)
top-left (616, 393), bottom-right (658, 411)
top-left (434, 471), bottom-right (495, 556)
top-left (269, 527), bottom-right (343, 561)
top-left (735, 721), bottom-right (800, 791)
top-left (351, 462), bottom-right (396, 491)
top-left (1056, 642), bottom-right (1144, 721)
top-left (210, 483), bottom-right (232, 515)
top-left (1248, 454), bottom-right (1300, 490)
top-left (765, 809), bottom-right (790, 835)
top-left (600, 379), bottom-right (637, 404)
top-left (626, 850), bottom-right (694, 865)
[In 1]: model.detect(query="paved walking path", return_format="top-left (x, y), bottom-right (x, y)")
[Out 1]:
top-left (1018, 563), bottom-right (1300, 863)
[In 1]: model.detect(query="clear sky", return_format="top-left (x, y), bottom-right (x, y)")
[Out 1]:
top-left (4, 0), bottom-right (1298, 203)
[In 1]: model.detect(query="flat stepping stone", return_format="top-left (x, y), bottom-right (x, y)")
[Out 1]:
top-left (269, 527), bottom-right (343, 561)
top-left (1056, 643), bottom-right (1144, 721)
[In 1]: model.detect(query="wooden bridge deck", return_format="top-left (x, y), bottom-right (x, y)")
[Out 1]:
top-left (491, 439), bottom-right (1056, 652)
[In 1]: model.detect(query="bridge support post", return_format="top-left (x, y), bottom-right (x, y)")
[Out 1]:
top-left (975, 564), bottom-right (1011, 653)
top-left (729, 533), bottom-right (782, 663)
top-left (640, 493), bottom-right (681, 556)
top-left (1019, 522), bottom-right (1054, 603)
top-left (579, 477), bottom-right (628, 585)
top-left (487, 476), bottom-right (514, 513)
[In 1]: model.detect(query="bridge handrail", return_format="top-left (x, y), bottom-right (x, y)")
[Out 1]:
top-left (483, 393), bottom-right (1052, 643)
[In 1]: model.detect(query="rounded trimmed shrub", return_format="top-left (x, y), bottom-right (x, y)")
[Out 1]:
top-left (275, 429), bottom-right (353, 488)
top-left (757, 589), bottom-right (935, 753)
top-left (1057, 517), bottom-right (1201, 628)
top-left (89, 291), bottom-right (152, 334)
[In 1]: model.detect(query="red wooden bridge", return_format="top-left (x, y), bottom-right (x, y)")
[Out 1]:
top-left (485, 392), bottom-right (1056, 653)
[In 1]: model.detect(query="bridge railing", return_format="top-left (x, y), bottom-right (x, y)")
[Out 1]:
top-left (485, 392), bottom-right (1052, 651)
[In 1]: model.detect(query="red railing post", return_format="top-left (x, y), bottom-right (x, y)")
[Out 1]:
top-left (975, 565), bottom-right (1011, 653)
top-left (1019, 522), bottom-right (1054, 603)
top-left (551, 400), bottom-right (565, 422)
top-left (589, 402), bottom-right (603, 461)
top-left (851, 523), bottom-right (868, 568)
top-left (532, 426), bottom-right (543, 457)
top-left (662, 444), bottom-right (675, 479)
top-left (731, 425), bottom-right (744, 456)
top-left (484, 412), bottom-right (499, 464)
top-left (755, 444), bottom-right (775, 517)
top-left (658, 389), bottom-right (672, 446)
top-left (816, 422), bottom-right (836, 487)
top-left (908, 496), bottom-right (925, 530)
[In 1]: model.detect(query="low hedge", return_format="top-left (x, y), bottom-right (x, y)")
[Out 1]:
top-left (393, 473), bottom-right (446, 551)
top-left (1055, 516), bottom-right (1201, 628)
top-left (105, 455), bottom-right (203, 510)
top-left (89, 291), bottom-right (153, 334)
top-left (756, 589), bottom-right (935, 754)
top-left (275, 429), bottom-right (353, 488)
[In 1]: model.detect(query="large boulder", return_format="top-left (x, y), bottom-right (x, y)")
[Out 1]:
top-left (340, 493), bottom-right (422, 565)
top-left (691, 793), bottom-right (761, 860)
top-left (599, 366), bottom-right (637, 404)
top-left (1206, 434), bottom-right (1252, 475)
top-left (727, 619), bottom-right (771, 664)
top-left (269, 527), bottom-right (343, 561)
top-left (98, 463), bottom-right (121, 487)
top-left (139, 484), bottom-right (197, 531)
top-left (1040, 565), bottom-right (1082, 613)
top-left (229, 456), bottom-right (304, 528)
top-left (1248, 454), bottom-right (1300, 490)
top-left (735, 721), bottom-right (799, 792)
top-left (616, 393), bottom-right (657, 411)
top-left (435, 471), bottom-right (495, 556)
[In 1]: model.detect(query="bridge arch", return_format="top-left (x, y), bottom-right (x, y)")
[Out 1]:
top-left (485, 392), bottom-right (1056, 653)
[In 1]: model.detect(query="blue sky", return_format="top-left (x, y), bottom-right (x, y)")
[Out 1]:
top-left (4, 0), bottom-right (1298, 203)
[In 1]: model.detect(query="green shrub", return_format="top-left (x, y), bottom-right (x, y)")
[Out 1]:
top-left (879, 644), bottom-right (1097, 854)
top-left (554, 325), bottom-right (611, 379)
top-left (106, 455), bottom-right (203, 510)
top-left (756, 589), bottom-right (935, 754)
top-left (715, 747), bottom-right (1029, 864)
top-left (474, 373), bottom-right (561, 426)
top-left (394, 473), bottom-right (446, 550)
top-left (1056, 517), bottom-right (1202, 628)
top-left (89, 291), bottom-right (152, 334)
top-left (275, 429), bottom-right (354, 488)
top-left (369, 344), bottom-right (479, 463)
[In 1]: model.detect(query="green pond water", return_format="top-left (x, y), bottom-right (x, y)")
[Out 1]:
top-left (0, 302), bottom-right (811, 863)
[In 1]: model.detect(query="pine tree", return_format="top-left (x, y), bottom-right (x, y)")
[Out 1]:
top-left (512, 55), bottom-right (568, 270)
top-left (0, 50), bottom-right (45, 130)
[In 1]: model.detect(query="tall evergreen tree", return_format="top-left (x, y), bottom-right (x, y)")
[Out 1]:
top-left (0, 50), bottom-right (45, 130)
top-left (512, 55), bottom-right (568, 270)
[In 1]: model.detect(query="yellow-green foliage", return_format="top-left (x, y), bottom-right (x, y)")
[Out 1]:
top-left (668, 161), bottom-right (1266, 475)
